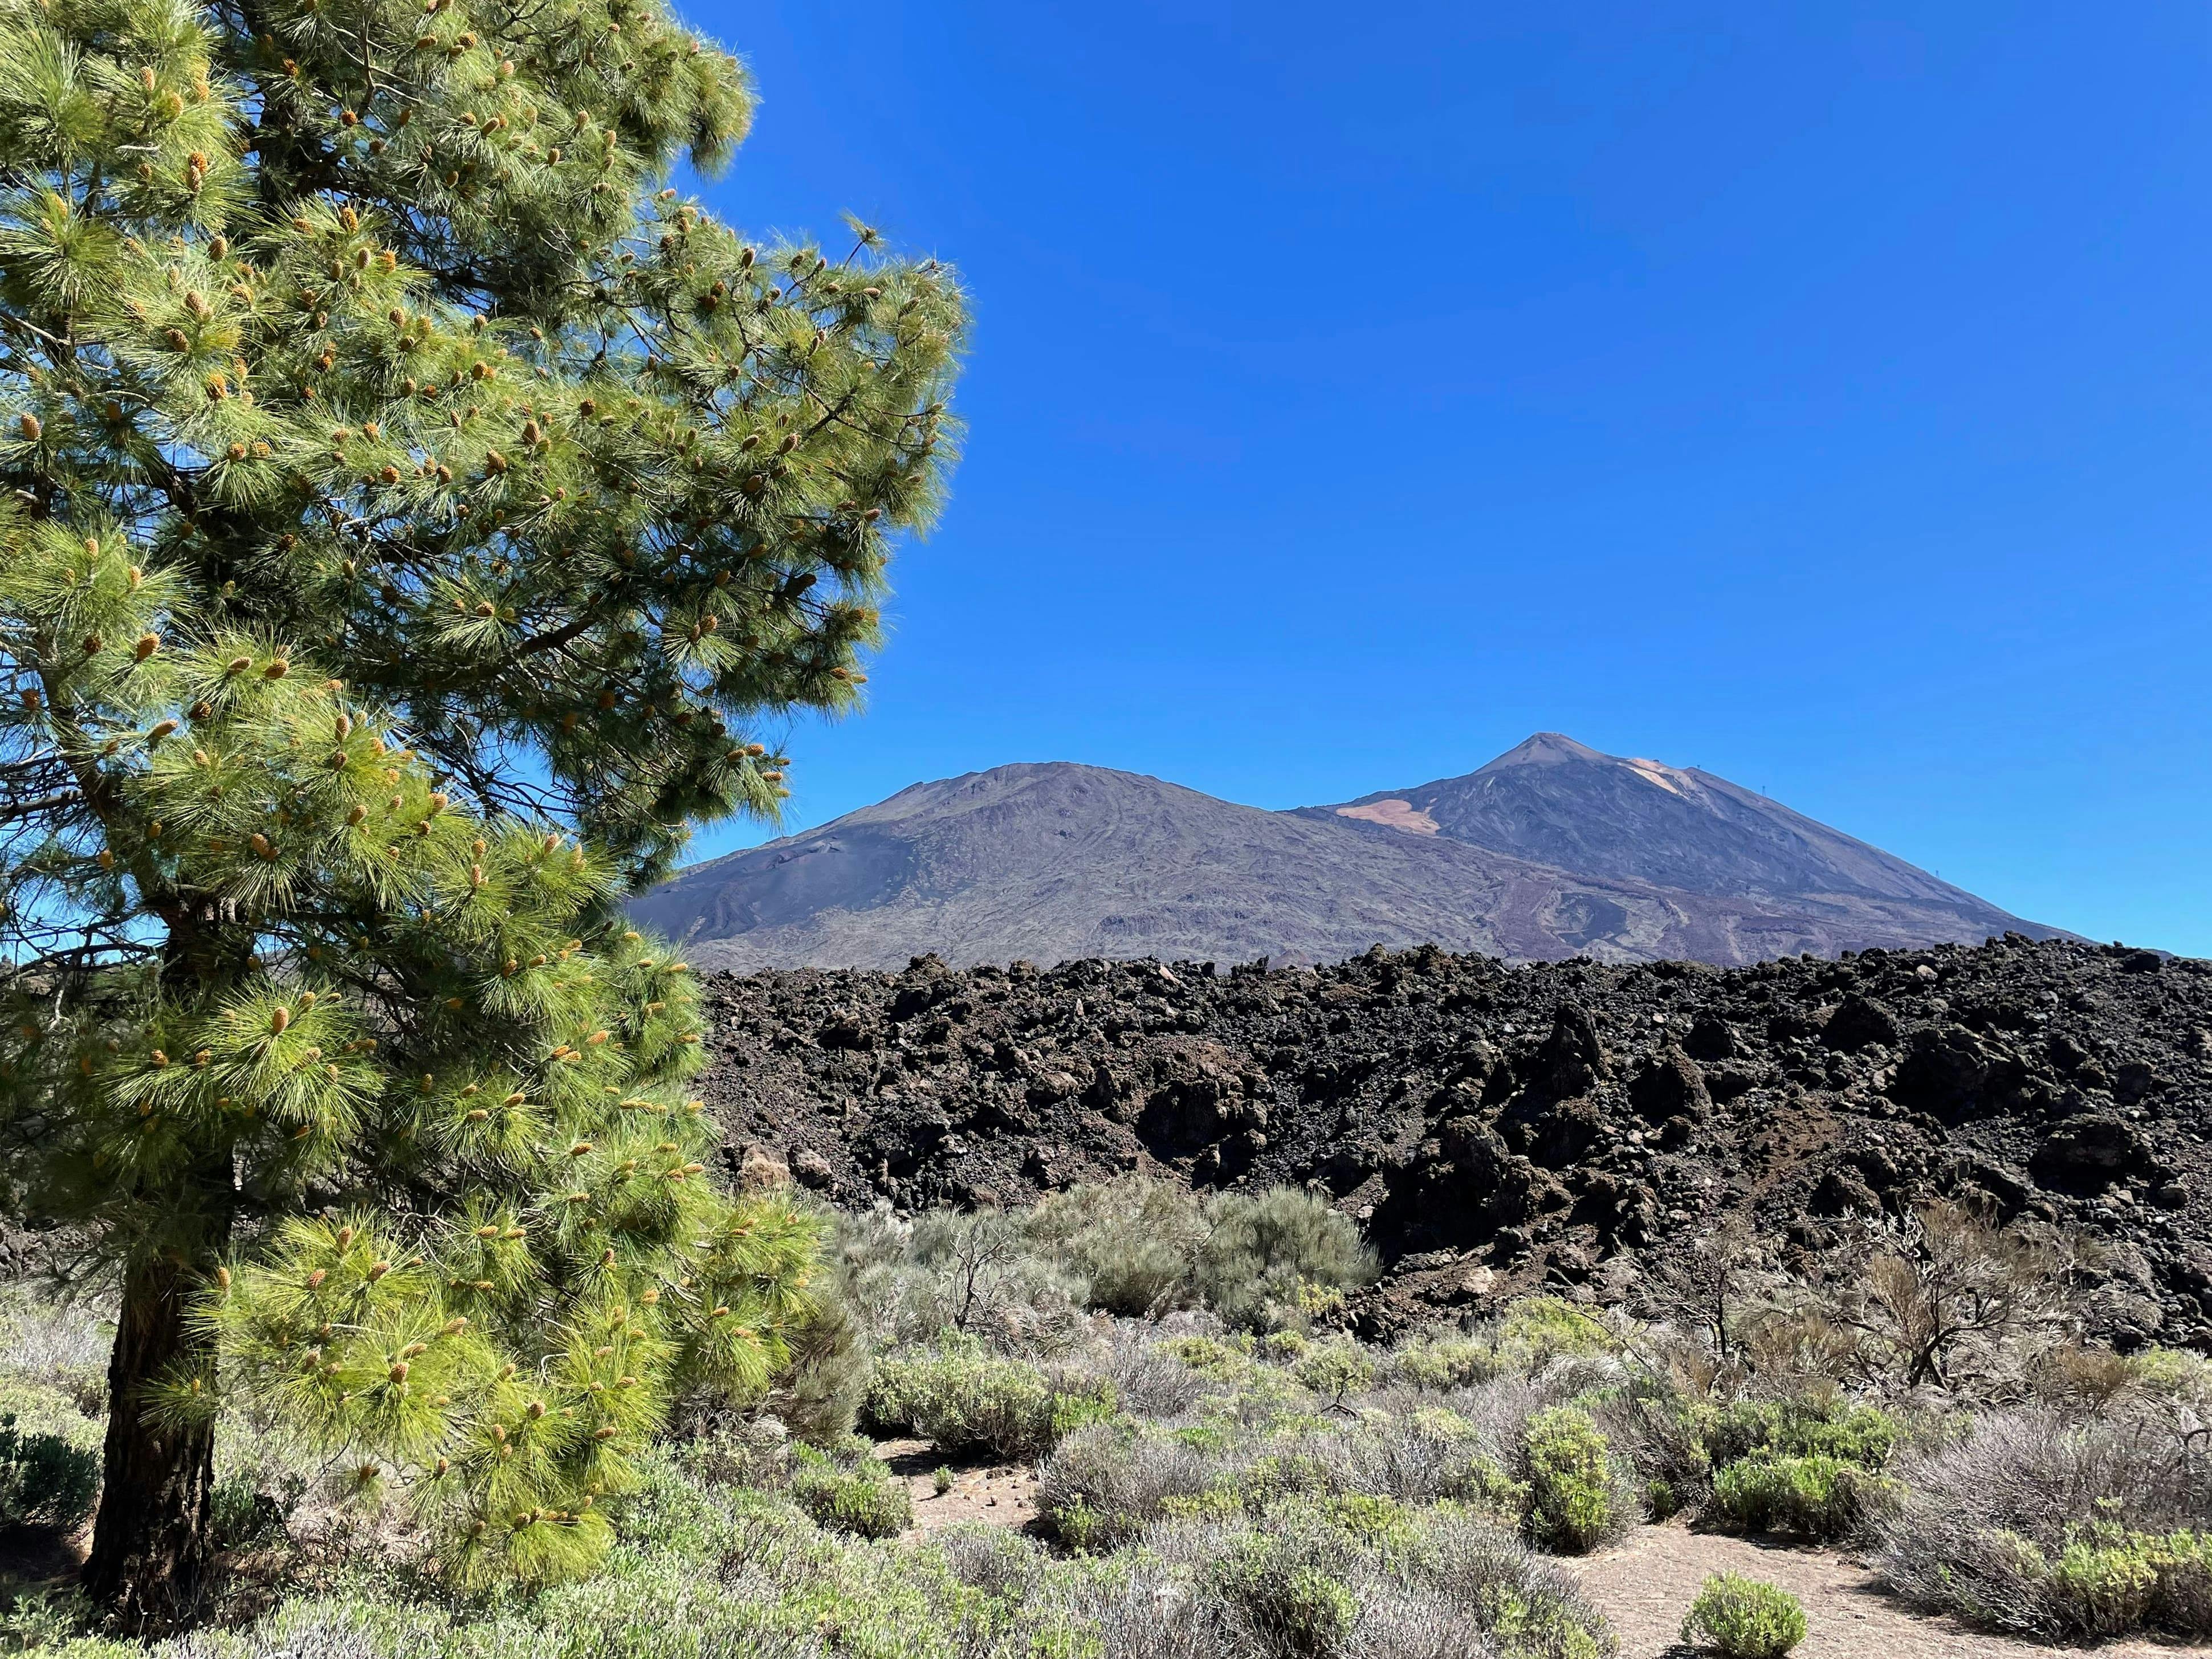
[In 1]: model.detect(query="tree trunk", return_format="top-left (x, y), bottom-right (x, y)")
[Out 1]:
top-left (82, 1251), bottom-right (220, 1632)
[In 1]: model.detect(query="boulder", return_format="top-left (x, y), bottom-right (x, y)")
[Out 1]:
top-left (2029, 1113), bottom-right (2155, 1196)
top-left (1629, 1046), bottom-right (1710, 1121)
top-left (1822, 994), bottom-right (1900, 1051)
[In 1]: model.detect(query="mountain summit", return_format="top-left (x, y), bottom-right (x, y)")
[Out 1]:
top-left (632, 738), bottom-right (2054, 971)
top-left (1312, 732), bottom-right (1977, 904)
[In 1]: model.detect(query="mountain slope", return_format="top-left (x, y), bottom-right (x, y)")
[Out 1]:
top-left (1310, 732), bottom-right (1980, 904)
top-left (633, 743), bottom-right (2055, 970)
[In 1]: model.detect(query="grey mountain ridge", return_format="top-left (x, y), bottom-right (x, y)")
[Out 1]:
top-left (630, 735), bottom-right (2058, 970)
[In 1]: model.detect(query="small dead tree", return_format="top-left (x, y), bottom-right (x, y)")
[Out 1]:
top-left (1827, 1200), bottom-right (2079, 1393)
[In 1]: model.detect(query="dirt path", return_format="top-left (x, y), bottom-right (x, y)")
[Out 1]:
top-left (873, 1438), bottom-right (1042, 1538)
top-left (1573, 1524), bottom-right (2212, 1659)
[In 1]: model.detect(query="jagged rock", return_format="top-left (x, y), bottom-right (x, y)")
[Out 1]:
top-left (1529, 1002), bottom-right (1608, 1098)
top-left (1812, 1166), bottom-right (1883, 1217)
top-left (1891, 1025), bottom-right (2027, 1120)
top-left (1823, 994), bottom-right (1900, 1051)
top-left (1629, 1046), bottom-right (1710, 1121)
top-left (694, 935), bottom-right (2212, 1343)
top-left (2030, 1113), bottom-right (2156, 1195)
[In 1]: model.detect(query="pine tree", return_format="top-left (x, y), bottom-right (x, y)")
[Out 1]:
top-left (0, 0), bottom-right (962, 1625)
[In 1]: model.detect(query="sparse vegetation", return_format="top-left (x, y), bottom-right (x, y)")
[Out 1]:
top-left (0, 1161), bottom-right (2202, 1654)
top-left (1680, 1572), bottom-right (1807, 1657)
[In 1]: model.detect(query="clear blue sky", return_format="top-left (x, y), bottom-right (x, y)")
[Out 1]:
top-left (673, 0), bottom-right (2212, 955)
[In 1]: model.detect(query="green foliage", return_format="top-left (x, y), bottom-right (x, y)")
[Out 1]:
top-left (1289, 1343), bottom-right (1375, 1407)
top-left (1710, 1454), bottom-right (1893, 1542)
top-left (1212, 1532), bottom-right (1360, 1659)
top-left (1970, 1523), bottom-right (2212, 1641)
top-left (761, 1266), bottom-right (871, 1443)
top-left (1519, 1407), bottom-right (1626, 1554)
top-left (1496, 1297), bottom-right (1614, 1371)
top-left (1680, 1572), bottom-right (1807, 1658)
top-left (788, 1449), bottom-right (911, 1540)
top-left (863, 1338), bottom-right (1115, 1460)
top-left (1388, 1328), bottom-right (1503, 1391)
top-left (0, 1411), bottom-right (99, 1530)
top-left (1025, 1175), bottom-right (1207, 1316)
top-left (0, 0), bottom-right (962, 1598)
top-left (0, 1587), bottom-right (93, 1653)
top-left (1195, 1188), bottom-right (1378, 1333)
top-left (1702, 1397), bottom-right (1896, 1470)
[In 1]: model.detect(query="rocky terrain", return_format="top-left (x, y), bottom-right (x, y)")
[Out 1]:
top-left (699, 933), bottom-right (2211, 1347)
top-left (636, 736), bottom-right (2055, 971)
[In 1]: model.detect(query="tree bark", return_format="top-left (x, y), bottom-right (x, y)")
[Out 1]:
top-left (81, 1250), bottom-right (220, 1632)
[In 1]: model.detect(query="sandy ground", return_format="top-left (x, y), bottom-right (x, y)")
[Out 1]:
top-left (1572, 1523), bottom-right (2212, 1659)
top-left (874, 1438), bottom-right (1044, 1538)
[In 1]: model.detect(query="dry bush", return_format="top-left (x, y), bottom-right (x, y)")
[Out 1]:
top-left (1817, 1201), bottom-right (2081, 1396)
top-left (0, 1285), bottom-right (110, 1416)
top-left (936, 1521), bottom-right (1048, 1598)
top-left (1091, 1320), bottom-right (1212, 1418)
top-left (1028, 1177), bottom-right (1210, 1316)
top-left (909, 1210), bottom-right (1093, 1355)
top-left (1037, 1420), bottom-right (1216, 1547)
top-left (1196, 1189), bottom-right (1378, 1334)
top-left (829, 1204), bottom-right (1090, 1357)
top-left (1874, 1407), bottom-right (2212, 1639)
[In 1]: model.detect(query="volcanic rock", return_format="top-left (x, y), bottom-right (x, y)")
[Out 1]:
top-left (697, 934), bottom-right (2212, 1347)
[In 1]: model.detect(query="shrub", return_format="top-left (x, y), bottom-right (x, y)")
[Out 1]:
top-left (789, 1456), bottom-right (914, 1540)
top-left (1709, 1454), bottom-right (1891, 1542)
top-left (1211, 1532), bottom-right (1360, 1659)
top-left (936, 1521), bottom-right (1046, 1598)
top-left (1702, 1397), bottom-right (1896, 1470)
top-left (1291, 1343), bottom-right (1376, 1408)
top-left (1497, 1297), bottom-right (1614, 1372)
top-left (0, 1412), bottom-right (98, 1530)
top-left (0, 1290), bottom-right (108, 1418)
top-left (865, 1339), bottom-right (1117, 1460)
top-left (761, 1265), bottom-right (873, 1442)
top-left (1037, 1420), bottom-right (1215, 1548)
top-left (1196, 1188), bottom-right (1378, 1332)
top-left (1387, 1328), bottom-right (1504, 1392)
top-left (1386, 1509), bottom-right (1614, 1659)
top-left (1097, 1324), bottom-right (1210, 1417)
top-left (1873, 1409), bottom-right (2212, 1640)
top-left (905, 1210), bottom-right (1093, 1355)
top-left (1680, 1572), bottom-right (1807, 1657)
top-left (209, 1470), bottom-right (307, 1551)
top-left (1518, 1407), bottom-right (1629, 1554)
top-left (1026, 1177), bottom-right (1209, 1316)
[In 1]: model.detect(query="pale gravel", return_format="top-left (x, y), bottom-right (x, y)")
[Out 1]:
top-left (1571, 1523), bottom-right (2212, 1659)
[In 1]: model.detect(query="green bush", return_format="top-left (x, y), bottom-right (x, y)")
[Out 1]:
top-left (1704, 1397), bottom-right (1896, 1471)
top-left (1387, 1329), bottom-right (1503, 1391)
top-left (763, 1265), bottom-right (873, 1442)
top-left (1496, 1297), bottom-right (1614, 1371)
top-left (1196, 1188), bottom-right (1378, 1332)
top-left (1212, 1532), bottom-right (1359, 1659)
top-left (1680, 1571), bottom-right (1807, 1657)
top-left (1520, 1407), bottom-right (1626, 1554)
top-left (789, 1456), bottom-right (914, 1540)
top-left (0, 1412), bottom-right (97, 1530)
top-left (209, 1470), bottom-right (308, 1551)
top-left (1987, 1523), bottom-right (2212, 1641)
top-left (1290, 1343), bottom-right (1375, 1407)
top-left (865, 1339), bottom-right (1117, 1460)
top-left (1710, 1454), bottom-right (1893, 1542)
top-left (1025, 1176), bottom-right (1209, 1315)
